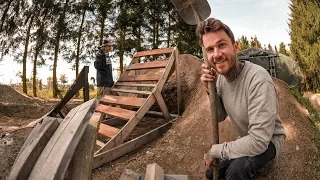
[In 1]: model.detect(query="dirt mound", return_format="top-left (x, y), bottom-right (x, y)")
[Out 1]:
top-left (92, 55), bottom-right (319, 180)
top-left (0, 85), bottom-right (41, 105)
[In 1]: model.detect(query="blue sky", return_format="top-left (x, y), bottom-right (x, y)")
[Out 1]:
top-left (0, 0), bottom-right (291, 85)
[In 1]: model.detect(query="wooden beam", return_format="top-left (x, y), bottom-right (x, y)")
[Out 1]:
top-left (96, 104), bottom-right (136, 120)
top-left (29, 99), bottom-right (98, 180)
top-left (7, 117), bottom-right (60, 180)
top-left (64, 112), bottom-right (101, 180)
top-left (118, 75), bottom-right (159, 82)
top-left (100, 95), bottom-right (146, 108)
top-left (95, 94), bottom-right (156, 154)
top-left (153, 89), bottom-right (170, 121)
top-left (115, 82), bottom-right (156, 87)
top-left (93, 121), bottom-right (173, 169)
top-left (96, 140), bottom-right (105, 147)
top-left (48, 66), bottom-right (88, 117)
top-left (145, 163), bottom-right (164, 180)
top-left (154, 48), bottom-right (176, 92)
top-left (175, 49), bottom-right (182, 115)
top-left (128, 60), bottom-right (168, 70)
top-left (146, 111), bottom-right (178, 118)
top-left (98, 123), bottom-right (120, 138)
top-left (133, 48), bottom-right (174, 58)
top-left (110, 88), bottom-right (151, 95)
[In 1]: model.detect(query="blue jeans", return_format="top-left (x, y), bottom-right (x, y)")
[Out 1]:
top-left (206, 142), bottom-right (276, 180)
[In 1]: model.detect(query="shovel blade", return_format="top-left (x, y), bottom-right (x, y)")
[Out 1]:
top-left (171, 0), bottom-right (211, 25)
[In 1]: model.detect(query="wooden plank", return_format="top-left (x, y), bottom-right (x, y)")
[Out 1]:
top-left (100, 95), bottom-right (146, 108)
top-left (95, 94), bottom-right (156, 154)
top-left (93, 120), bottom-right (173, 169)
top-left (96, 140), bottom-right (105, 147)
top-left (98, 123), bottom-right (120, 138)
top-left (64, 112), bottom-right (101, 180)
top-left (153, 89), bottom-right (171, 120)
top-left (128, 60), bottom-right (168, 70)
top-left (118, 75), bottom-right (159, 82)
top-left (7, 117), bottom-right (60, 180)
top-left (96, 104), bottom-right (136, 120)
top-left (133, 48), bottom-right (174, 58)
top-left (110, 88), bottom-right (151, 95)
top-left (119, 169), bottom-right (140, 180)
top-left (29, 99), bottom-right (98, 180)
top-left (145, 163), bottom-right (164, 180)
top-left (146, 111), bottom-right (178, 118)
top-left (175, 49), bottom-right (182, 115)
top-left (115, 82), bottom-right (156, 87)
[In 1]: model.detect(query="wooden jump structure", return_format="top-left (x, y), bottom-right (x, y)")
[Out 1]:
top-left (8, 47), bottom-right (181, 179)
top-left (93, 47), bottom-right (181, 168)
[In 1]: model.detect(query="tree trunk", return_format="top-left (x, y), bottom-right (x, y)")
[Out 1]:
top-left (152, 21), bottom-right (156, 49)
top-left (99, 14), bottom-right (106, 45)
top-left (167, 15), bottom-right (171, 48)
top-left (119, 29), bottom-right (125, 74)
top-left (52, 0), bottom-right (69, 98)
top-left (22, 15), bottom-right (34, 94)
top-left (76, 8), bottom-right (86, 78)
top-left (33, 50), bottom-right (39, 97)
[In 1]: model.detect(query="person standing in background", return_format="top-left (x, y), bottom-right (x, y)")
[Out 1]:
top-left (94, 38), bottom-right (114, 97)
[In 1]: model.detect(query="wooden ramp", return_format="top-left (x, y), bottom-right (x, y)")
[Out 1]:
top-left (94, 47), bottom-right (181, 168)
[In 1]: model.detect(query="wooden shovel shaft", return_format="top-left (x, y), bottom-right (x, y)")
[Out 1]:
top-left (170, 0), bottom-right (218, 179)
top-left (193, 5), bottom-right (219, 180)
top-left (202, 46), bottom-right (219, 180)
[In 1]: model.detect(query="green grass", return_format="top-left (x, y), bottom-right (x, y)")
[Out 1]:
top-left (26, 88), bottom-right (98, 100)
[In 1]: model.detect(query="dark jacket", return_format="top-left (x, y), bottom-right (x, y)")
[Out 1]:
top-left (94, 49), bottom-right (114, 87)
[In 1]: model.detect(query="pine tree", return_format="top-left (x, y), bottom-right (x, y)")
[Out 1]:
top-left (250, 36), bottom-right (262, 48)
top-left (237, 35), bottom-right (250, 51)
top-left (279, 42), bottom-right (288, 56)
top-left (289, 0), bottom-right (320, 92)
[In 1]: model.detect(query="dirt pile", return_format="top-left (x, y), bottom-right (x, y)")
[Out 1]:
top-left (93, 54), bottom-right (319, 180)
top-left (0, 85), bottom-right (42, 105)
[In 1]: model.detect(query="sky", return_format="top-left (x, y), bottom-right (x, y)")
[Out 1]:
top-left (0, 0), bottom-right (291, 85)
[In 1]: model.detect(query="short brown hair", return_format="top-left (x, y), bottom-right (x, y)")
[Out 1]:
top-left (196, 18), bottom-right (235, 46)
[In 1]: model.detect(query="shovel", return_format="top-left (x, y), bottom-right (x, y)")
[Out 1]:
top-left (170, 0), bottom-right (219, 179)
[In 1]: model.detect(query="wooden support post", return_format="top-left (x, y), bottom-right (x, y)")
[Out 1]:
top-left (175, 49), bottom-right (181, 115)
top-left (153, 89), bottom-right (170, 121)
top-left (145, 163), bottom-right (164, 180)
top-left (83, 66), bottom-right (89, 102)
top-left (64, 112), bottom-right (102, 180)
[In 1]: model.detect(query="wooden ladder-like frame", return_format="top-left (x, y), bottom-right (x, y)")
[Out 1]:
top-left (93, 47), bottom-right (181, 168)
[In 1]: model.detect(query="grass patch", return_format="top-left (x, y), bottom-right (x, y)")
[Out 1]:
top-left (26, 88), bottom-right (97, 100)
top-left (290, 87), bottom-right (320, 178)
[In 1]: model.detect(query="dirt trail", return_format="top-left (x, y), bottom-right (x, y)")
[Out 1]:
top-left (92, 55), bottom-right (319, 180)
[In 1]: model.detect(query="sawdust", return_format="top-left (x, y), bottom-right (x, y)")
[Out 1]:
top-left (92, 55), bottom-right (319, 180)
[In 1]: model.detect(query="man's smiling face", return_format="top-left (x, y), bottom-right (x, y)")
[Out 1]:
top-left (203, 29), bottom-right (238, 75)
